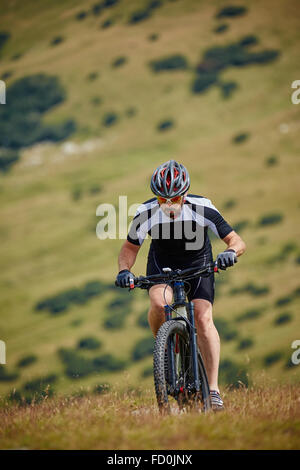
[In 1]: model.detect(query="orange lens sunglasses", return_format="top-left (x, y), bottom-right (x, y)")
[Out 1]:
top-left (157, 195), bottom-right (182, 204)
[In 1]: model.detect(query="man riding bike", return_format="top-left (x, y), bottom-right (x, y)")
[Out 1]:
top-left (115, 160), bottom-right (246, 410)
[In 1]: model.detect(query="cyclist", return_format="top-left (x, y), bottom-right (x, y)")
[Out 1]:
top-left (115, 160), bottom-right (246, 410)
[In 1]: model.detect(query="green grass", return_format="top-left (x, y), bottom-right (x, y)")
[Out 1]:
top-left (0, 0), bottom-right (300, 404)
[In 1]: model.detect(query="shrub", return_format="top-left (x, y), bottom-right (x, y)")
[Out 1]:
top-left (92, 2), bottom-right (104, 15)
top-left (263, 351), bottom-right (283, 367)
top-left (223, 199), bottom-right (236, 210)
top-left (17, 354), bottom-right (38, 368)
top-left (77, 336), bottom-right (102, 350)
top-left (23, 374), bottom-right (57, 392)
top-left (91, 96), bottom-right (102, 106)
top-left (235, 308), bottom-right (264, 323)
top-left (141, 366), bottom-right (153, 378)
top-left (137, 310), bottom-right (149, 329)
top-left (265, 155), bottom-right (278, 166)
top-left (275, 295), bottom-right (292, 307)
top-left (87, 71), bottom-right (99, 81)
top-left (157, 119), bottom-right (175, 132)
top-left (216, 6), bottom-right (248, 19)
top-left (76, 11), bottom-right (87, 21)
top-left (0, 365), bottom-right (19, 382)
top-left (219, 359), bottom-right (248, 388)
top-left (258, 213), bottom-right (283, 226)
top-left (101, 18), bottom-right (114, 28)
top-left (132, 336), bottom-right (154, 361)
top-left (89, 184), bottom-right (102, 195)
top-left (129, 9), bottom-right (151, 24)
top-left (58, 348), bottom-right (95, 378)
top-left (214, 23), bottom-right (229, 34)
top-left (220, 81), bottom-right (238, 98)
top-left (103, 311), bottom-right (127, 329)
top-left (93, 354), bottom-right (126, 372)
top-left (191, 72), bottom-right (218, 94)
top-left (232, 132), bottom-right (249, 144)
top-left (232, 220), bottom-right (249, 233)
top-left (35, 280), bottom-right (105, 315)
top-left (1, 70), bottom-right (13, 80)
top-left (149, 54), bottom-right (188, 72)
top-left (231, 283), bottom-right (270, 297)
top-left (239, 35), bottom-right (259, 47)
top-left (50, 36), bottom-right (64, 47)
top-left (0, 149), bottom-right (20, 172)
top-left (148, 33), bottom-right (159, 41)
top-left (214, 318), bottom-right (238, 341)
top-left (237, 338), bottom-right (254, 350)
top-left (125, 107), bottom-right (137, 117)
top-left (102, 112), bottom-right (118, 127)
top-left (0, 74), bottom-right (75, 150)
top-left (274, 312), bottom-right (292, 326)
top-left (94, 383), bottom-right (110, 394)
top-left (112, 56), bottom-right (127, 68)
top-left (0, 31), bottom-right (10, 55)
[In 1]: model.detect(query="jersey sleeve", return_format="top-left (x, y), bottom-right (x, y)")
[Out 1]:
top-left (127, 205), bottom-right (149, 246)
top-left (203, 200), bottom-right (233, 239)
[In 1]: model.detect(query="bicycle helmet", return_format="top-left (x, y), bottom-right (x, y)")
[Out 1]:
top-left (150, 160), bottom-right (190, 198)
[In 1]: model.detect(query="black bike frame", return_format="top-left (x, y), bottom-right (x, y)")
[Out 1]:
top-left (164, 280), bottom-right (201, 395)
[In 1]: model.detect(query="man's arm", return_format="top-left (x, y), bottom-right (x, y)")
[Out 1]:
top-left (222, 230), bottom-right (246, 257)
top-left (118, 240), bottom-right (141, 271)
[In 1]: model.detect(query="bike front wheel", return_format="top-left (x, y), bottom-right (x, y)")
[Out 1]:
top-left (153, 320), bottom-right (211, 414)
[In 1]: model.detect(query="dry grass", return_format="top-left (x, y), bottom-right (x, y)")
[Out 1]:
top-left (0, 385), bottom-right (299, 450)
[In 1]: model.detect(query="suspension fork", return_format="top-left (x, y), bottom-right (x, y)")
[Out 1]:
top-left (164, 305), bottom-right (176, 390)
top-left (187, 301), bottom-right (200, 392)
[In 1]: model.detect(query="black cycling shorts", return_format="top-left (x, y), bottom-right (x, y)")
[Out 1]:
top-left (146, 248), bottom-right (215, 305)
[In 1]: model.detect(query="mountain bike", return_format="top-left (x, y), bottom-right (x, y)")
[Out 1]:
top-left (123, 262), bottom-right (219, 414)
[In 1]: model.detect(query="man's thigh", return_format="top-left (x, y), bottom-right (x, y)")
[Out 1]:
top-left (148, 284), bottom-right (173, 308)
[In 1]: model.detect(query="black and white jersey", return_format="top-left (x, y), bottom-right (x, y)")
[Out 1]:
top-left (127, 194), bottom-right (233, 267)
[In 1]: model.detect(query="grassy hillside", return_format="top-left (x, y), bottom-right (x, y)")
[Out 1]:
top-left (0, 0), bottom-right (300, 405)
top-left (0, 385), bottom-right (299, 449)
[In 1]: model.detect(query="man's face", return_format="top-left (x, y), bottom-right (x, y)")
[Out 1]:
top-left (157, 194), bottom-right (186, 219)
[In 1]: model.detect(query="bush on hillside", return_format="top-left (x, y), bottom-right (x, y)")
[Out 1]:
top-left (219, 359), bottom-right (248, 388)
top-left (76, 11), bottom-right (87, 21)
top-left (231, 283), bottom-right (270, 297)
top-left (232, 132), bottom-right (250, 144)
top-left (220, 81), bottom-right (238, 98)
top-left (274, 312), bottom-right (292, 326)
top-left (214, 318), bottom-right (238, 341)
top-left (214, 24), bottom-right (229, 34)
top-left (0, 365), bottom-right (19, 382)
top-left (265, 155), bottom-right (279, 166)
top-left (257, 212), bottom-right (283, 227)
top-left (216, 5), bottom-right (248, 19)
top-left (149, 54), bottom-right (188, 72)
top-left (0, 31), bottom-right (10, 55)
top-left (236, 338), bottom-right (254, 351)
top-left (263, 351), bottom-right (284, 367)
top-left (132, 336), bottom-right (154, 361)
top-left (223, 198), bottom-right (237, 210)
top-left (192, 72), bottom-right (218, 94)
top-left (136, 310), bottom-right (149, 329)
top-left (94, 383), bottom-right (110, 394)
top-left (129, 0), bottom-right (162, 25)
top-left (157, 119), bottom-right (175, 132)
top-left (0, 149), bottom-right (20, 172)
top-left (101, 18), bottom-right (114, 29)
top-left (102, 112), bottom-right (118, 127)
top-left (50, 36), bottom-right (64, 47)
top-left (112, 56), bottom-right (127, 68)
top-left (232, 220), bottom-right (249, 233)
top-left (0, 74), bottom-right (76, 150)
top-left (93, 354), bottom-right (126, 372)
top-left (17, 354), bottom-right (38, 368)
top-left (77, 336), bottom-right (102, 350)
top-left (235, 308), bottom-right (264, 323)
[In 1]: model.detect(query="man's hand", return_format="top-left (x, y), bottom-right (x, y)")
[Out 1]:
top-left (115, 269), bottom-right (134, 288)
top-left (216, 249), bottom-right (237, 270)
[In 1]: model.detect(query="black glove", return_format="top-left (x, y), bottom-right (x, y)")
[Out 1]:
top-left (216, 249), bottom-right (237, 270)
top-left (115, 269), bottom-right (134, 288)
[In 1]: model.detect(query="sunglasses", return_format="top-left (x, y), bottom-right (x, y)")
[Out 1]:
top-left (157, 195), bottom-right (182, 204)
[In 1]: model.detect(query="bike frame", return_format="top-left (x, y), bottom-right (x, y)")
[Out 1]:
top-left (164, 280), bottom-right (201, 396)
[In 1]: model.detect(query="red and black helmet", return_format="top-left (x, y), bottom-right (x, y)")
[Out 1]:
top-left (150, 160), bottom-right (190, 198)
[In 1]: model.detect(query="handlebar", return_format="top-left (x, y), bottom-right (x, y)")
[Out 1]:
top-left (120, 261), bottom-right (219, 290)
